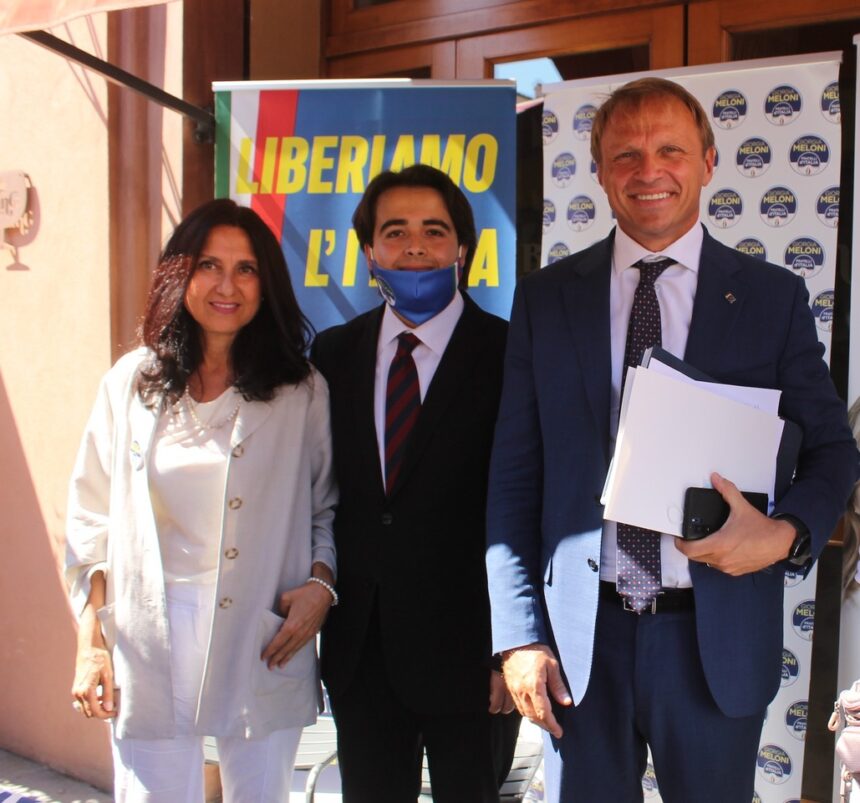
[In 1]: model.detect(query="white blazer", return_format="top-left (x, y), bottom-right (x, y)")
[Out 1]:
top-left (65, 349), bottom-right (337, 739)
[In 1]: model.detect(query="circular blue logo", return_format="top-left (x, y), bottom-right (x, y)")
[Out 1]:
top-left (821, 81), bottom-right (840, 123)
top-left (789, 135), bottom-right (830, 176)
top-left (785, 700), bottom-right (808, 740)
top-left (708, 188), bottom-right (743, 228)
top-left (792, 599), bottom-right (815, 639)
top-left (760, 186), bottom-right (797, 227)
top-left (765, 85), bottom-right (802, 125)
top-left (641, 763), bottom-right (659, 798)
top-left (736, 238), bottom-right (767, 261)
top-left (567, 195), bottom-right (596, 232)
top-left (542, 109), bottom-right (559, 144)
top-left (547, 242), bottom-right (571, 264)
top-left (812, 290), bottom-right (835, 332)
top-left (712, 90), bottom-right (747, 129)
top-left (784, 567), bottom-right (804, 587)
top-left (757, 744), bottom-right (792, 784)
top-left (784, 238), bottom-right (824, 279)
top-left (781, 648), bottom-right (800, 687)
top-left (542, 199), bottom-right (556, 233)
top-left (590, 158), bottom-right (599, 183)
top-left (816, 186), bottom-right (839, 228)
top-left (573, 104), bottom-right (597, 141)
top-left (736, 137), bottom-right (771, 177)
top-left (374, 274), bottom-right (396, 306)
top-left (551, 151), bottom-right (576, 187)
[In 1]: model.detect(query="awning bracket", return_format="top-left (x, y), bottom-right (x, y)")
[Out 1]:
top-left (19, 30), bottom-right (215, 143)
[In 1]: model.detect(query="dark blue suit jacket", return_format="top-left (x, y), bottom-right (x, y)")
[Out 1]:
top-left (486, 228), bottom-right (857, 718)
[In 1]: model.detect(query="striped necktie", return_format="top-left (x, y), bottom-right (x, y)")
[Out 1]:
top-left (384, 332), bottom-right (421, 494)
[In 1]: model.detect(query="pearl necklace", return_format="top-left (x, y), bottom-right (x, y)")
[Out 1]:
top-left (183, 386), bottom-right (241, 431)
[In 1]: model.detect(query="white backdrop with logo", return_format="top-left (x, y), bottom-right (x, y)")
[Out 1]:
top-left (540, 53), bottom-right (842, 802)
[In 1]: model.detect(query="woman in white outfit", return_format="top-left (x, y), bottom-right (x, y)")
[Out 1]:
top-left (65, 199), bottom-right (338, 803)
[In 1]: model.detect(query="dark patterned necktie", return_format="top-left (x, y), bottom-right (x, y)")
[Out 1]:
top-left (616, 257), bottom-right (675, 612)
top-left (384, 332), bottom-right (421, 495)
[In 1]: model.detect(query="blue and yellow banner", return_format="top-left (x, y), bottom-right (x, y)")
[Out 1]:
top-left (213, 81), bottom-right (517, 331)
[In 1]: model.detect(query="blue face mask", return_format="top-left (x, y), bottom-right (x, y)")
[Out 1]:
top-left (370, 259), bottom-right (460, 326)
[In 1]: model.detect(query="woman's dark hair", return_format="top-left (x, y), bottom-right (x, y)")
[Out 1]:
top-left (351, 164), bottom-right (477, 288)
top-left (138, 198), bottom-right (313, 405)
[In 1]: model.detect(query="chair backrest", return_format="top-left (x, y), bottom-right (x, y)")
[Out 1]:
top-left (201, 714), bottom-right (338, 770)
top-left (418, 735), bottom-right (543, 802)
top-left (294, 715), bottom-right (338, 770)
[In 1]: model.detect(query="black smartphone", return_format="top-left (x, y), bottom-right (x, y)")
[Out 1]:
top-left (682, 487), bottom-right (769, 540)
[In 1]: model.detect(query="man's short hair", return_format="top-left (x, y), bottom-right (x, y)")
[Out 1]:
top-left (352, 164), bottom-right (477, 284)
top-left (590, 77), bottom-right (716, 164)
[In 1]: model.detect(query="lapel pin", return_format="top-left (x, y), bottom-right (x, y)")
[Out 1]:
top-left (725, 292), bottom-right (736, 304)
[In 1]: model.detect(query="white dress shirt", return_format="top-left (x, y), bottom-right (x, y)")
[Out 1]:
top-left (600, 222), bottom-right (704, 588)
top-left (374, 291), bottom-right (465, 486)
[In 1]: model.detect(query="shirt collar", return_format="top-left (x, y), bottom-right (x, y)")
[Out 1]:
top-left (612, 220), bottom-right (704, 278)
top-left (379, 290), bottom-right (465, 357)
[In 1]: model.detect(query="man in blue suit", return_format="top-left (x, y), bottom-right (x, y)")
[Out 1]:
top-left (486, 77), bottom-right (858, 802)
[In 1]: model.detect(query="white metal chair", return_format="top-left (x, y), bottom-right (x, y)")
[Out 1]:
top-left (418, 735), bottom-right (543, 801)
top-left (202, 714), bottom-right (338, 803)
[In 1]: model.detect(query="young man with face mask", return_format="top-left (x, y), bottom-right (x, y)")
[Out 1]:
top-left (311, 164), bottom-right (517, 802)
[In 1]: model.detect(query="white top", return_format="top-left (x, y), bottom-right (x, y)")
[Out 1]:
top-left (149, 389), bottom-right (241, 585)
top-left (374, 291), bottom-right (465, 486)
top-left (601, 222), bottom-right (703, 588)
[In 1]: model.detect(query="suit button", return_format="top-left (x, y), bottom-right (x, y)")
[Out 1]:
top-left (225, 547), bottom-right (239, 559)
top-left (232, 444), bottom-right (244, 458)
top-left (587, 558), bottom-right (598, 572)
top-left (228, 497), bottom-right (243, 510)
top-left (381, 513), bottom-right (393, 525)
top-left (219, 597), bottom-right (233, 609)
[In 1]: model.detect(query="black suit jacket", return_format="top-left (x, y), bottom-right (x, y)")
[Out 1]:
top-left (311, 294), bottom-right (507, 716)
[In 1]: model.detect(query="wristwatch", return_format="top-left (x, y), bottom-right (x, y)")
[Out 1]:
top-left (774, 513), bottom-right (812, 567)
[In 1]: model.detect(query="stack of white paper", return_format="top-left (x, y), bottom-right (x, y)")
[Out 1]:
top-left (601, 361), bottom-right (784, 537)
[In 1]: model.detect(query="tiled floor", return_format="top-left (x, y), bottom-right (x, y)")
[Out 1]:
top-left (0, 749), bottom-right (111, 803)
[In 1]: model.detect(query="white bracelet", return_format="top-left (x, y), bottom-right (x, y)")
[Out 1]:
top-left (307, 576), bottom-right (339, 607)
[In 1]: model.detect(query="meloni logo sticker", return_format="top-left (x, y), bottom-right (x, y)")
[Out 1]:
top-left (765, 85), bottom-right (802, 125)
top-left (708, 188), bottom-right (742, 228)
top-left (812, 290), bottom-right (834, 332)
top-left (784, 238), bottom-right (824, 280)
top-left (816, 186), bottom-right (839, 228)
top-left (542, 199), bottom-right (556, 233)
top-left (573, 104), bottom-right (597, 141)
top-left (821, 81), bottom-right (840, 123)
top-left (760, 186), bottom-right (797, 227)
top-left (566, 195), bottom-right (596, 232)
top-left (789, 135), bottom-right (829, 176)
top-left (542, 109), bottom-right (559, 144)
top-left (756, 744), bottom-right (792, 784)
top-left (551, 152), bottom-right (576, 187)
top-left (792, 599), bottom-right (815, 639)
top-left (547, 242), bottom-right (571, 264)
top-left (736, 137), bottom-right (771, 177)
top-left (735, 238), bottom-right (766, 261)
top-left (712, 90), bottom-right (747, 129)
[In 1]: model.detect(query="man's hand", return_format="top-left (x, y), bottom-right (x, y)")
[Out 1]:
top-left (676, 472), bottom-right (795, 575)
top-left (501, 643), bottom-right (572, 738)
top-left (489, 669), bottom-right (515, 715)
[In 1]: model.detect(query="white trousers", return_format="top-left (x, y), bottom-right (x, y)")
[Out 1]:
top-left (112, 584), bottom-right (301, 803)
top-left (836, 579), bottom-right (860, 801)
